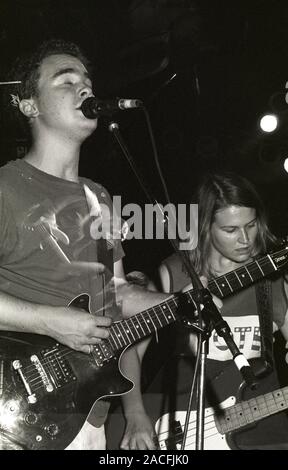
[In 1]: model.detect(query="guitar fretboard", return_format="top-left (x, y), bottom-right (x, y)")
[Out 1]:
top-left (216, 386), bottom-right (288, 434)
top-left (91, 247), bottom-right (287, 364)
top-left (207, 254), bottom-right (276, 298)
top-left (108, 297), bottom-right (178, 352)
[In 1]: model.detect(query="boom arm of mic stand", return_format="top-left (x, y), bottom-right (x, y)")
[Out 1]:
top-left (108, 119), bottom-right (258, 390)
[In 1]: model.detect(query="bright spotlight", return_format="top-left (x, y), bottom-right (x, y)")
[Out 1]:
top-left (259, 114), bottom-right (278, 133)
top-left (284, 158), bottom-right (288, 173)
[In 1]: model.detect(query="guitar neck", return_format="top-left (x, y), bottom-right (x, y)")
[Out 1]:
top-left (109, 296), bottom-right (179, 352)
top-left (216, 386), bottom-right (288, 434)
top-left (207, 253), bottom-right (277, 298)
top-left (108, 252), bottom-right (279, 353)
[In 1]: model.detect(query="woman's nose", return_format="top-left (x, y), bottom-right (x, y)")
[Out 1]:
top-left (238, 229), bottom-right (249, 244)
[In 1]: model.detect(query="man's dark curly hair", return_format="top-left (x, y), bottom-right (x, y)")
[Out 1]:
top-left (7, 39), bottom-right (91, 136)
top-left (12, 38), bottom-right (90, 100)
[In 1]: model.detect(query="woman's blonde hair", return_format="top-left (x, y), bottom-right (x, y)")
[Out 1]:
top-left (190, 172), bottom-right (276, 277)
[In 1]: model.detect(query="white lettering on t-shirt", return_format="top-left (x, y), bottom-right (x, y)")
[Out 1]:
top-left (207, 315), bottom-right (261, 361)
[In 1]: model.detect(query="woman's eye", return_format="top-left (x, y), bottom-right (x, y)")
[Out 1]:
top-left (223, 228), bottom-right (235, 233)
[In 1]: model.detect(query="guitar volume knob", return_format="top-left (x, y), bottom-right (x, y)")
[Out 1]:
top-left (45, 423), bottom-right (59, 437)
top-left (24, 412), bottom-right (38, 425)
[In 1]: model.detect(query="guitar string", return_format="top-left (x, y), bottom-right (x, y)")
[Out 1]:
top-left (156, 391), bottom-right (288, 448)
top-left (17, 308), bottom-right (177, 383)
top-left (159, 429), bottom-right (221, 449)
top-left (13, 245), bottom-right (288, 385)
top-left (157, 417), bottom-right (245, 449)
top-left (17, 255), bottom-right (287, 385)
top-left (209, 255), bottom-right (282, 295)
top-left (157, 418), bottom-right (226, 449)
top-left (15, 218), bottom-right (288, 416)
top-left (19, 313), bottom-right (170, 380)
top-left (21, 241), bottom-right (288, 381)
top-left (22, 240), bottom-right (288, 385)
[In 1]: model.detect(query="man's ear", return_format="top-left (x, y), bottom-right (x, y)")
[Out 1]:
top-left (19, 98), bottom-right (39, 118)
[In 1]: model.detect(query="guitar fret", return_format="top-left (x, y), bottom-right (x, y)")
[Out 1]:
top-left (223, 275), bottom-right (233, 293)
top-left (209, 279), bottom-right (224, 298)
top-left (110, 328), bottom-right (122, 349)
top-left (244, 265), bottom-right (253, 281)
top-left (233, 270), bottom-right (243, 287)
top-left (127, 317), bottom-right (141, 341)
top-left (148, 313), bottom-right (158, 333)
top-left (140, 312), bottom-right (153, 335)
top-left (240, 401), bottom-right (256, 425)
top-left (171, 297), bottom-right (178, 307)
top-left (112, 323), bottom-right (126, 348)
top-left (160, 307), bottom-right (172, 325)
top-left (231, 403), bottom-right (249, 427)
top-left (139, 312), bottom-right (151, 334)
top-left (225, 272), bottom-right (241, 292)
top-left (164, 300), bottom-right (178, 320)
top-left (162, 304), bottom-right (176, 324)
top-left (108, 331), bottom-right (119, 351)
top-left (267, 254), bottom-right (278, 271)
top-left (214, 279), bottom-right (224, 297)
top-left (247, 398), bottom-right (263, 420)
top-left (254, 396), bottom-right (269, 417)
top-left (215, 277), bottom-right (232, 297)
top-left (134, 315), bottom-right (146, 336)
top-left (161, 303), bottom-right (175, 320)
top-left (260, 255), bottom-right (277, 274)
top-left (125, 318), bottom-right (136, 342)
top-left (117, 321), bottom-right (131, 346)
top-left (267, 390), bottom-right (288, 413)
top-left (152, 307), bottom-right (164, 328)
top-left (216, 386), bottom-right (288, 435)
top-left (255, 259), bottom-right (264, 276)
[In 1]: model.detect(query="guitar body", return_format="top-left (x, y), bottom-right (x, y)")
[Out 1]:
top-left (106, 392), bottom-right (237, 450)
top-left (106, 358), bottom-right (288, 450)
top-left (0, 295), bottom-right (133, 450)
top-left (155, 397), bottom-right (236, 450)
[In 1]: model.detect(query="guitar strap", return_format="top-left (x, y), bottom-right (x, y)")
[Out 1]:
top-left (83, 183), bottom-right (115, 318)
top-left (255, 279), bottom-right (274, 375)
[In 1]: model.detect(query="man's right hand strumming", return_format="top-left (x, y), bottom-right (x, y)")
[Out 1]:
top-left (41, 306), bottom-right (112, 354)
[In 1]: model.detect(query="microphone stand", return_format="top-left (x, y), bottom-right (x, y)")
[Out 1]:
top-left (108, 120), bottom-right (258, 450)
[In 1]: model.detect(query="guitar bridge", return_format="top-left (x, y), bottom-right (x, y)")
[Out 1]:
top-left (12, 360), bottom-right (38, 404)
top-left (12, 345), bottom-right (76, 403)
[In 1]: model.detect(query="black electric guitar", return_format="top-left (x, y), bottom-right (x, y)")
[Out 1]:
top-left (0, 240), bottom-right (287, 449)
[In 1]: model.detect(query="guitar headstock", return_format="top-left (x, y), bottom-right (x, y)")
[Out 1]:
top-left (270, 236), bottom-right (288, 271)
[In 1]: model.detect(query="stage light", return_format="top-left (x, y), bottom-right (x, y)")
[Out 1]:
top-left (284, 157), bottom-right (288, 173)
top-left (259, 114), bottom-right (278, 133)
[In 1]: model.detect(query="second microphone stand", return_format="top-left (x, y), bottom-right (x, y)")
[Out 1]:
top-left (108, 119), bottom-right (258, 450)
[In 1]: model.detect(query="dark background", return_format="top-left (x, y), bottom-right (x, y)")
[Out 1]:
top-left (0, 0), bottom-right (288, 277)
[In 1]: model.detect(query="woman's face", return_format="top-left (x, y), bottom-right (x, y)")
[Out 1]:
top-left (210, 205), bottom-right (258, 264)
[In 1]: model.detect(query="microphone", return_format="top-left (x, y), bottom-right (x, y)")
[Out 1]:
top-left (81, 96), bottom-right (143, 119)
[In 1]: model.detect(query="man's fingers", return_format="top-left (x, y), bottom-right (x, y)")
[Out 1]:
top-left (92, 316), bottom-right (112, 327)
